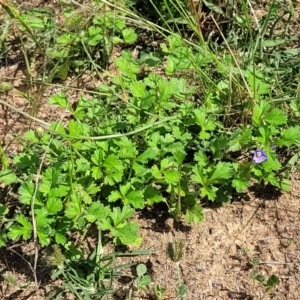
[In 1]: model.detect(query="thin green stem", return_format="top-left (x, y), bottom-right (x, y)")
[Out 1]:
top-left (0, 98), bottom-right (177, 140)
top-left (176, 262), bottom-right (182, 286)
top-left (96, 228), bottom-right (103, 265)
top-left (0, 0), bottom-right (44, 53)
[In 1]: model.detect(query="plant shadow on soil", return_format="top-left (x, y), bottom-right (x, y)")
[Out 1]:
top-left (0, 243), bottom-right (52, 297)
top-left (137, 202), bottom-right (193, 234)
top-left (249, 184), bottom-right (282, 201)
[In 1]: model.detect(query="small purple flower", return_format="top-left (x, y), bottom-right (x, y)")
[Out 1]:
top-left (253, 150), bottom-right (267, 164)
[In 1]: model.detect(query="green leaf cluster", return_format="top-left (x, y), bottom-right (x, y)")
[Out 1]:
top-left (1, 32), bottom-right (300, 257)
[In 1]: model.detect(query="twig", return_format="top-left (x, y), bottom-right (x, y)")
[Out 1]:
top-left (187, 0), bottom-right (203, 40)
top-left (31, 154), bottom-right (44, 288)
top-left (258, 261), bottom-right (293, 265)
top-left (6, 247), bottom-right (34, 273)
top-left (0, 99), bottom-right (50, 127)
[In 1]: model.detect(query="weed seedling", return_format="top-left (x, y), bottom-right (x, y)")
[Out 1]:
top-left (135, 263), bottom-right (152, 292)
top-left (167, 239), bottom-right (188, 298)
top-left (249, 257), bottom-right (280, 300)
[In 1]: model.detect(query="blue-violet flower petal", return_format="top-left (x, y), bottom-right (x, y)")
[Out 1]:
top-left (253, 150), bottom-right (267, 164)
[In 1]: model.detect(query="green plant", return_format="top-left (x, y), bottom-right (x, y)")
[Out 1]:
top-left (44, 244), bottom-right (153, 299)
top-left (1, 42), bottom-right (300, 251)
top-left (0, 0), bottom-right (138, 115)
top-left (239, 252), bottom-right (280, 300)
top-left (250, 257), bottom-right (280, 300)
top-left (154, 283), bottom-right (166, 300)
top-left (46, 5), bottom-right (137, 76)
top-left (135, 263), bottom-right (152, 291)
top-left (167, 239), bottom-right (187, 298)
top-left (1, 0), bottom-right (300, 298)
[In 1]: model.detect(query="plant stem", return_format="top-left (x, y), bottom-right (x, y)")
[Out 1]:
top-left (96, 228), bottom-right (103, 264)
top-left (176, 167), bottom-right (182, 219)
top-left (176, 261), bottom-right (182, 286)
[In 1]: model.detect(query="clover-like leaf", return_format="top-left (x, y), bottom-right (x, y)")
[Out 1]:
top-left (124, 190), bottom-right (144, 209)
top-left (163, 170), bottom-right (180, 185)
top-left (0, 170), bottom-right (19, 185)
top-left (19, 181), bottom-right (35, 205)
top-left (232, 178), bottom-right (249, 192)
top-left (208, 162), bottom-right (233, 184)
top-left (37, 228), bottom-right (51, 246)
top-left (104, 155), bottom-right (123, 171)
top-left (200, 186), bottom-right (218, 201)
top-left (111, 222), bottom-right (142, 246)
top-left (144, 185), bottom-right (163, 205)
top-left (265, 109), bottom-right (287, 126)
top-left (252, 101), bottom-right (270, 125)
top-left (275, 126), bottom-right (300, 147)
top-left (8, 215), bottom-right (32, 241)
top-left (46, 198), bottom-right (63, 214)
top-left (122, 28), bottom-right (137, 44)
top-left (65, 194), bottom-right (83, 220)
top-left (85, 202), bottom-right (111, 223)
top-left (173, 150), bottom-right (186, 166)
top-left (185, 205), bottom-right (204, 224)
top-left (191, 165), bottom-right (206, 186)
top-left (48, 92), bottom-right (68, 108)
top-left (110, 206), bottom-right (135, 227)
top-left (91, 149), bottom-right (105, 166)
